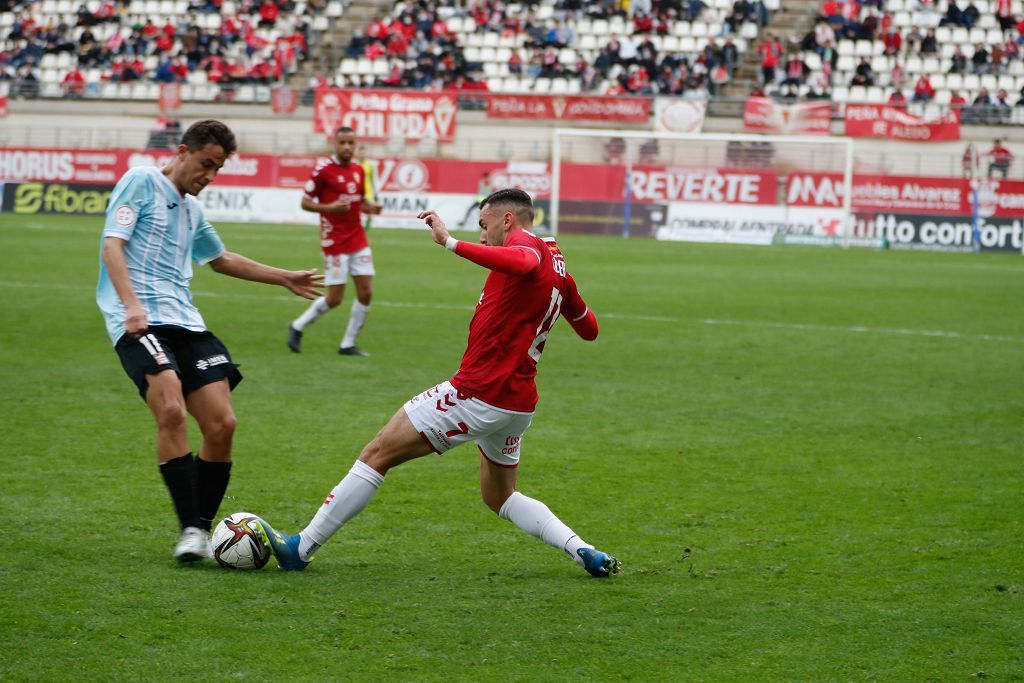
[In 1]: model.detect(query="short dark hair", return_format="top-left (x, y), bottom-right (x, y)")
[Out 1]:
top-left (480, 188), bottom-right (534, 225)
top-left (335, 126), bottom-right (355, 137)
top-left (181, 120), bottom-right (237, 156)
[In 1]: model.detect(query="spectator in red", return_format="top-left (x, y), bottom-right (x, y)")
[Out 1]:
top-left (888, 88), bottom-right (907, 109)
top-left (890, 60), bottom-right (904, 87)
top-left (258, 0), bottom-right (279, 29)
top-left (780, 52), bottom-right (809, 86)
top-left (996, 0), bottom-right (1014, 30)
top-left (880, 10), bottom-right (893, 33)
top-left (431, 17), bottom-right (448, 40)
top-left (154, 30), bottom-right (173, 54)
top-left (206, 56), bottom-right (225, 83)
top-left (141, 19), bottom-right (160, 40)
top-left (883, 26), bottom-right (902, 55)
top-left (508, 49), bottom-right (522, 75)
top-left (822, 1), bottom-right (842, 16)
top-left (386, 30), bottom-right (409, 57)
top-left (912, 74), bottom-right (934, 101)
top-left (633, 12), bottom-right (653, 33)
top-left (62, 66), bottom-right (86, 98)
top-left (365, 16), bottom-right (387, 42)
top-left (949, 90), bottom-right (968, 107)
top-left (758, 36), bottom-right (780, 84)
top-left (365, 40), bottom-right (385, 61)
top-left (987, 139), bottom-right (1014, 178)
top-left (171, 56), bottom-right (189, 82)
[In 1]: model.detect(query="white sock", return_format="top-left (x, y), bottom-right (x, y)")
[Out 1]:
top-left (341, 300), bottom-right (370, 348)
top-left (293, 297), bottom-right (331, 331)
top-left (499, 491), bottom-right (593, 566)
top-left (298, 460), bottom-right (384, 560)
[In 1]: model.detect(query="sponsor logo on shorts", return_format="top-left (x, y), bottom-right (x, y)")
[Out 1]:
top-left (195, 354), bottom-right (229, 371)
top-left (154, 353), bottom-right (169, 365)
top-left (429, 427), bottom-right (454, 450)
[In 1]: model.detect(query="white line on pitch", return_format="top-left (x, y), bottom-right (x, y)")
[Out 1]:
top-left (0, 279), bottom-right (1020, 343)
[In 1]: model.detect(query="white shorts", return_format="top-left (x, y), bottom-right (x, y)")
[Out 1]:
top-left (403, 380), bottom-right (534, 467)
top-left (323, 247), bottom-right (374, 286)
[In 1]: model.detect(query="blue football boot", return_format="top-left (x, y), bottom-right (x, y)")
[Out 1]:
top-left (577, 547), bottom-right (621, 578)
top-left (257, 518), bottom-right (309, 571)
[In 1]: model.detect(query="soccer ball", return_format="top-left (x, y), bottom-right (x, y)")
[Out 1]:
top-left (212, 512), bottom-right (271, 570)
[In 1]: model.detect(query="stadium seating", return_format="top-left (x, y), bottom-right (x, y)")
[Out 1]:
top-left (768, 0), bottom-right (1024, 121)
top-left (336, 0), bottom-right (767, 96)
top-left (1, 0), bottom-right (337, 102)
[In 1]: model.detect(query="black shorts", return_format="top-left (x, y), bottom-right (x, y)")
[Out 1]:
top-left (115, 325), bottom-right (243, 400)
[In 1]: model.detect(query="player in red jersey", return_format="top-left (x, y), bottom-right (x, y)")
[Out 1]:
top-left (288, 126), bottom-right (382, 356)
top-left (259, 189), bottom-right (620, 577)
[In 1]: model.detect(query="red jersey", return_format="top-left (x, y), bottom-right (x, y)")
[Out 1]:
top-left (304, 156), bottom-right (368, 255)
top-left (451, 230), bottom-right (593, 412)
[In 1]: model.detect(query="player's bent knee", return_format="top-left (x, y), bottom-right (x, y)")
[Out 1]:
top-left (203, 412), bottom-right (237, 442)
top-left (151, 400), bottom-right (187, 432)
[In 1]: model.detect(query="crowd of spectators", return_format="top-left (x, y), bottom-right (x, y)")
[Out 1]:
top-left (0, 0), bottom-right (315, 99)
top-left (753, 0), bottom-right (1024, 117)
top-left (337, 0), bottom-right (772, 98)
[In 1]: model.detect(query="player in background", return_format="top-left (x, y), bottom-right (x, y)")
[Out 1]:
top-left (358, 145), bottom-right (377, 231)
top-left (458, 170), bottom-right (495, 228)
top-left (288, 126), bottom-right (383, 356)
top-left (96, 120), bottom-right (323, 563)
top-left (259, 189), bottom-right (620, 578)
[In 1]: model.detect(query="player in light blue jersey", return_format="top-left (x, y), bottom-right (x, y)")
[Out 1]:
top-left (97, 120), bottom-right (323, 563)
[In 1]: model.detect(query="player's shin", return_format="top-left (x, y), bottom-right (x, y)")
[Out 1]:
top-left (159, 453), bottom-right (201, 530)
top-left (341, 300), bottom-right (370, 348)
top-left (293, 296), bottom-right (330, 331)
top-left (498, 491), bottom-right (593, 565)
top-left (196, 458), bottom-right (232, 531)
top-left (298, 459), bottom-right (384, 560)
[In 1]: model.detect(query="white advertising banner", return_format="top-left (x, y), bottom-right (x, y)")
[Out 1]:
top-left (197, 186), bottom-right (479, 232)
top-left (653, 97), bottom-right (707, 133)
top-left (656, 203), bottom-right (848, 245)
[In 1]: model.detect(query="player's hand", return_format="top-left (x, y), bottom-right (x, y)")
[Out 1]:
top-left (418, 210), bottom-right (449, 245)
top-left (283, 268), bottom-right (324, 300)
top-left (124, 304), bottom-right (149, 337)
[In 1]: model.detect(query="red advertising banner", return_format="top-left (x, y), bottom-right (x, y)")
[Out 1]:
top-left (743, 97), bottom-right (831, 135)
top-left (486, 94), bottom-right (651, 122)
top-left (158, 83), bottom-right (181, 110)
top-left (0, 94), bottom-right (7, 118)
top-left (313, 88), bottom-right (457, 141)
top-left (786, 171), bottom-right (1024, 218)
top-left (843, 104), bottom-right (960, 141)
top-left (5, 147), bottom-right (1019, 222)
top-left (271, 86), bottom-right (298, 114)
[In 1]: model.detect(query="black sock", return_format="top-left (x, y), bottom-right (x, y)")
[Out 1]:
top-left (159, 453), bottom-right (200, 530)
top-left (196, 458), bottom-right (232, 531)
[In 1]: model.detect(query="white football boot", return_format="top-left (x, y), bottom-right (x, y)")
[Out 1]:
top-left (174, 526), bottom-right (210, 563)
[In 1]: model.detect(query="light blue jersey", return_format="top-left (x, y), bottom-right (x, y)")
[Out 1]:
top-left (96, 166), bottom-right (226, 345)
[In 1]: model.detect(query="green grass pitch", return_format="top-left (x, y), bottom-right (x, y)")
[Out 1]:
top-left (1, 213), bottom-right (1022, 680)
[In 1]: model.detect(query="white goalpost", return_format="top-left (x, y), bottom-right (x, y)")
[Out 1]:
top-left (550, 128), bottom-right (856, 248)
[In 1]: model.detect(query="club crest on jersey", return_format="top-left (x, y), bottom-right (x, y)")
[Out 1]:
top-left (114, 205), bottom-right (136, 227)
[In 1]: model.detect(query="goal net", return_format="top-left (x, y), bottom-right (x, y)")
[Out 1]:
top-left (550, 129), bottom-right (856, 247)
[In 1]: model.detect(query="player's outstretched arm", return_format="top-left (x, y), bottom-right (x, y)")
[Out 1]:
top-left (417, 209), bottom-right (537, 276)
top-left (563, 273), bottom-right (599, 341)
top-left (418, 209), bottom-right (450, 245)
top-left (209, 252), bottom-right (324, 300)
